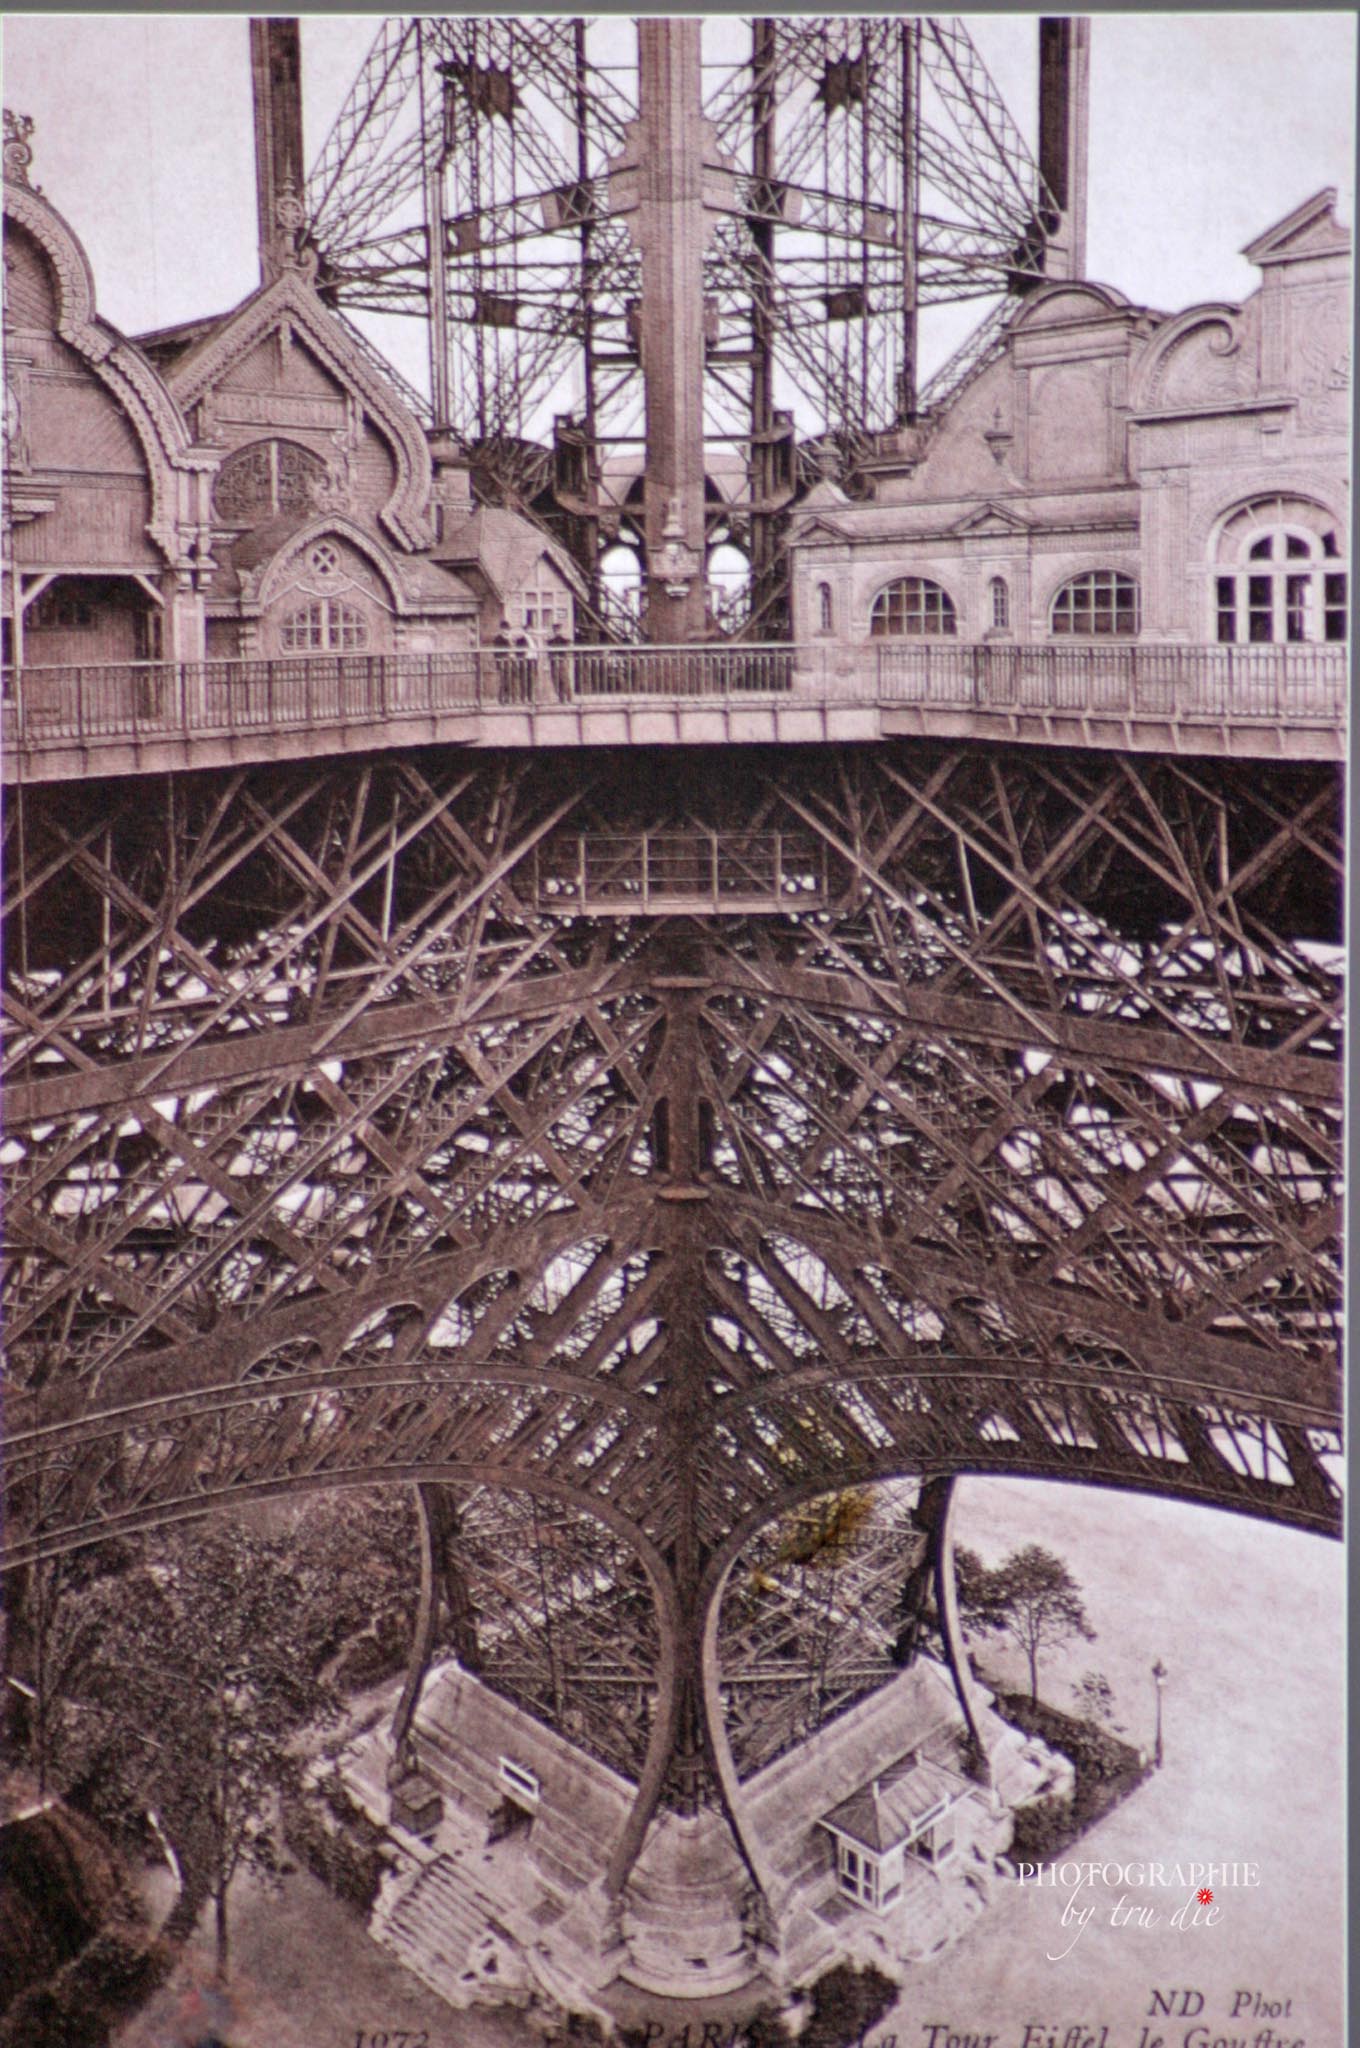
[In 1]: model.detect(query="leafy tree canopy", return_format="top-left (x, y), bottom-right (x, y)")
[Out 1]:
top-left (953, 1541), bottom-right (1095, 1703)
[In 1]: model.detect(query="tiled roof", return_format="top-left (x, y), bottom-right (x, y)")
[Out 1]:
top-left (821, 1753), bottom-right (969, 1854)
top-left (435, 505), bottom-right (587, 600)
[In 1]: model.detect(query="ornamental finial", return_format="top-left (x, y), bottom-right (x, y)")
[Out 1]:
top-left (3, 110), bottom-right (36, 187)
top-left (275, 174), bottom-right (305, 242)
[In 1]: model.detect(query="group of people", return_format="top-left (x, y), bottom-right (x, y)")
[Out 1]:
top-left (490, 623), bottom-right (574, 704)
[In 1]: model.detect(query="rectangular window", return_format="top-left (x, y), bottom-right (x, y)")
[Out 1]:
top-left (498, 1758), bottom-right (540, 1804)
top-left (134, 609), bottom-right (164, 662)
top-left (1284, 574), bottom-right (1309, 644)
top-left (1216, 576), bottom-right (1236, 644)
top-left (837, 1842), bottom-right (881, 1907)
top-left (1247, 575), bottom-right (1273, 643)
top-left (1324, 573), bottom-right (1347, 643)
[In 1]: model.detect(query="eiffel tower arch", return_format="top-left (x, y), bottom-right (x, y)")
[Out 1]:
top-left (2, 738), bottom-right (1343, 1983)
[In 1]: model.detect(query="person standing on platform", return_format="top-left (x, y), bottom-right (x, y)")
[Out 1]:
top-left (492, 623), bottom-right (514, 705)
top-left (514, 628), bottom-right (539, 704)
top-left (548, 626), bottom-right (572, 702)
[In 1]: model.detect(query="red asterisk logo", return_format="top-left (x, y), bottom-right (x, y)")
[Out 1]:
top-left (1197, 1888), bottom-right (1214, 1905)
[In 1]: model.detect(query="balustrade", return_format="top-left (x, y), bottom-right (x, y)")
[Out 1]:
top-left (1, 638), bottom-right (1344, 771)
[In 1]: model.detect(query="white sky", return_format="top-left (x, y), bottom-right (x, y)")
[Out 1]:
top-left (2, 12), bottom-right (1355, 403)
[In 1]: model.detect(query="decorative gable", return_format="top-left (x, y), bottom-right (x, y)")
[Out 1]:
top-left (951, 501), bottom-right (1032, 537)
top-left (162, 269), bottom-right (435, 552)
top-left (791, 515), bottom-right (853, 545)
top-left (1242, 187), bottom-right (1350, 269)
top-left (3, 174), bottom-right (213, 574)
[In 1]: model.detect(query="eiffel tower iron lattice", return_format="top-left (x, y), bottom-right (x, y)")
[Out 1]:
top-left (300, 16), bottom-right (1076, 635)
top-left (3, 742), bottom-right (1343, 1858)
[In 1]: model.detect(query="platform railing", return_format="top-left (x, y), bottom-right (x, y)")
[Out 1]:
top-left (872, 639), bottom-right (1347, 723)
top-left (0, 639), bottom-right (1345, 759)
top-left (0, 651), bottom-right (484, 750)
top-left (534, 829), bottom-right (826, 913)
top-left (0, 644), bottom-right (798, 751)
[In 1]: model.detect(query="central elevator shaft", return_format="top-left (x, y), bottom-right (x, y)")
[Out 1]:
top-left (632, 20), bottom-right (711, 643)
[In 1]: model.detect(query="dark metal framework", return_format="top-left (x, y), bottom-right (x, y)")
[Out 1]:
top-left (304, 18), bottom-right (1065, 632)
top-left (3, 742), bottom-right (1343, 1867)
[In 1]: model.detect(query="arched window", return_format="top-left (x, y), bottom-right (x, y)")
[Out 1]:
top-left (818, 582), bottom-right (834, 634)
top-left (869, 577), bottom-right (957, 638)
top-left (213, 439), bottom-right (327, 526)
top-left (280, 598), bottom-right (368, 652)
top-left (989, 577), bottom-right (1009, 631)
top-left (1214, 498), bottom-right (1346, 644)
top-left (1050, 571), bottom-right (1137, 637)
top-left (706, 541), bottom-right (751, 635)
top-left (599, 542), bottom-right (643, 632)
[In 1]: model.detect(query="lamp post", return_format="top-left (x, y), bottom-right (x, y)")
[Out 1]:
top-left (1151, 1658), bottom-right (1167, 1769)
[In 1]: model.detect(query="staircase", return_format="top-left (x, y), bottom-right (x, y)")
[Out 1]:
top-left (373, 1854), bottom-right (493, 2005)
top-left (894, 1859), bottom-right (959, 1963)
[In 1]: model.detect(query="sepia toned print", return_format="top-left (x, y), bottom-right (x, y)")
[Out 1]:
top-left (0, 15), bottom-right (1347, 2048)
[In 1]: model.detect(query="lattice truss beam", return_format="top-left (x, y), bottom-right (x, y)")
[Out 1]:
top-left (303, 17), bottom-right (1058, 495)
top-left (716, 1481), bottom-right (927, 1780)
top-left (395, 1475), bottom-right (927, 1790)
top-left (3, 746), bottom-right (1341, 1610)
top-left (424, 1483), bottom-right (664, 1784)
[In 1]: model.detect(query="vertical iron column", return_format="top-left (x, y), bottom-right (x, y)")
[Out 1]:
top-left (635, 21), bottom-right (711, 644)
top-left (573, 15), bottom-right (603, 613)
top-left (420, 22), bottom-right (453, 431)
top-left (898, 20), bottom-right (921, 423)
top-left (1038, 16), bottom-right (1090, 280)
top-left (249, 17), bottom-right (305, 285)
top-left (748, 20), bottom-right (777, 624)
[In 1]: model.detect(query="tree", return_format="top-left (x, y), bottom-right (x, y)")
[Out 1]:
top-left (288, 1486), bottom-right (419, 1686)
top-left (2, 1540), bottom-right (134, 1800)
top-left (64, 1523), bottom-right (337, 1980)
top-left (1071, 1668), bottom-right (1124, 1732)
top-left (953, 1542), bottom-right (1095, 1703)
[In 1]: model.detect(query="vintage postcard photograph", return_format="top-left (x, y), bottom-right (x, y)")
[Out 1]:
top-left (0, 12), bottom-right (1350, 2048)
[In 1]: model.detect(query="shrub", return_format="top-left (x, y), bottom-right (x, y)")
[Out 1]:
top-left (740, 2006), bottom-right (793, 2048)
top-left (0, 1921), bottom-right (172, 2048)
top-left (800, 1961), bottom-right (898, 2048)
top-left (281, 1783), bottom-right (390, 1916)
top-left (996, 1690), bottom-right (1149, 1861)
top-left (0, 1805), bottom-right (141, 2017)
top-left (1008, 1792), bottom-right (1075, 1864)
